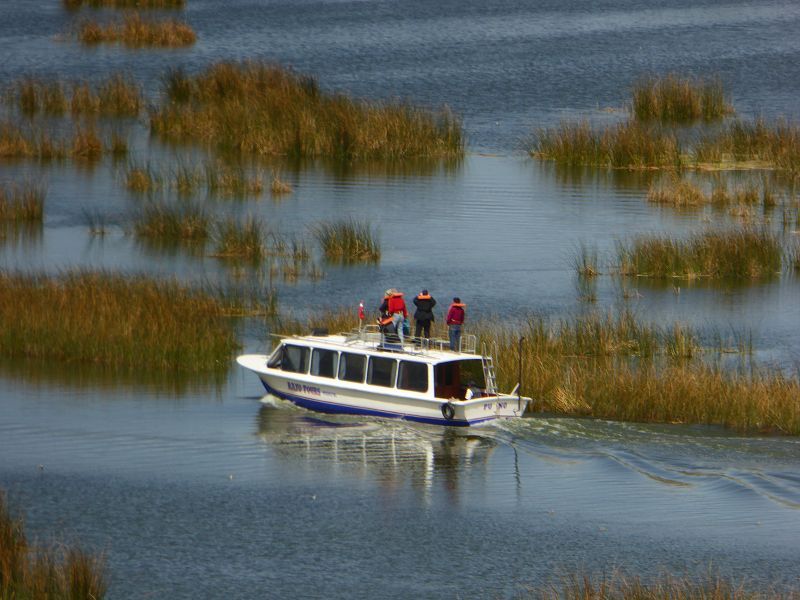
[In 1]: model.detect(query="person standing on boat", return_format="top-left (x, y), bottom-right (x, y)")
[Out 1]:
top-left (413, 289), bottom-right (436, 340)
top-left (446, 297), bottom-right (466, 351)
top-left (379, 289), bottom-right (408, 344)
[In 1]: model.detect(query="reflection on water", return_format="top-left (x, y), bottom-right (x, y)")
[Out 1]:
top-left (256, 402), bottom-right (495, 498)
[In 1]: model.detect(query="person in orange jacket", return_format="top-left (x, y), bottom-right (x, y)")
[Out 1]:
top-left (379, 289), bottom-right (408, 344)
top-left (412, 289), bottom-right (436, 339)
top-left (445, 297), bottom-right (466, 351)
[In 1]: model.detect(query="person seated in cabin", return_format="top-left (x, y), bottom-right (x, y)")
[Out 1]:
top-left (464, 380), bottom-right (483, 400)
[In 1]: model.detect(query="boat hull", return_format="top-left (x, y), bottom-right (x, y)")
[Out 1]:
top-left (238, 354), bottom-right (529, 427)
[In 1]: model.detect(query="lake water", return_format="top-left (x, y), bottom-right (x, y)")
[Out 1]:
top-left (1, 0), bottom-right (800, 597)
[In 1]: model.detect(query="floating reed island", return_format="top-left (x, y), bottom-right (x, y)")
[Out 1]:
top-left (615, 229), bottom-right (782, 280)
top-left (7, 74), bottom-right (142, 117)
top-left (0, 491), bottom-right (107, 599)
top-left (150, 61), bottom-right (464, 160)
top-left (312, 218), bottom-right (381, 262)
top-left (78, 13), bottom-right (196, 47)
top-left (0, 182), bottom-right (44, 223)
top-left (0, 271), bottom-right (238, 372)
top-left (631, 74), bottom-right (733, 122)
top-left (65, 0), bottom-right (184, 8)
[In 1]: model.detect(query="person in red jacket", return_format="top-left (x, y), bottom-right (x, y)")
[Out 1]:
top-left (379, 289), bottom-right (408, 345)
top-left (445, 297), bottom-right (466, 351)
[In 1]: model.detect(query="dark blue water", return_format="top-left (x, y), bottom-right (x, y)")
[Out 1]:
top-left (2, 0), bottom-right (800, 597)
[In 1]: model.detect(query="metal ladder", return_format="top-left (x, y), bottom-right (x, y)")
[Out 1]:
top-left (481, 342), bottom-right (498, 395)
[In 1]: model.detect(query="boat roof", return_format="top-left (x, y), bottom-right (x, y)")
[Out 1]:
top-left (275, 329), bottom-right (483, 365)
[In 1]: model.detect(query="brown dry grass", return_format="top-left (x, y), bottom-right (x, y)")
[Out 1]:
top-left (79, 13), bottom-right (196, 47)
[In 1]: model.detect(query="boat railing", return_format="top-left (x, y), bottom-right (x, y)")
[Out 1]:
top-left (342, 325), bottom-right (477, 355)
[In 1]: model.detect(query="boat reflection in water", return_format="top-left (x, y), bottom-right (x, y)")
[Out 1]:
top-left (255, 400), bottom-right (497, 500)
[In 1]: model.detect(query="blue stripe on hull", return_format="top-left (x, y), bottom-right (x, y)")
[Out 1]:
top-left (259, 378), bottom-right (492, 427)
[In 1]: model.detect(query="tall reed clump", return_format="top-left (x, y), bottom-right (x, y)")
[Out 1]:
top-left (150, 61), bottom-right (464, 160)
top-left (529, 571), bottom-right (783, 600)
top-left (65, 0), bottom-right (184, 8)
top-left (0, 182), bottom-right (45, 223)
top-left (631, 74), bottom-right (733, 122)
top-left (212, 217), bottom-right (265, 261)
top-left (616, 229), bottom-right (782, 280)
top-left (312, 218), bottom-right (381, 262)
top-left (694, 118), bottom-right (800, 172)
top-left (647, 175), bottom-right (706, 207)
top-left (0, 270), bottom-right (238, 372)
top-left (531, 120), bottom-right (682, 169)
top-left (9, 75), bottom-right (142, 116)
top-left (0, 491), bottom-right (107, 599)
top-left (133, 201), bottom-right (209, 243)
top-left (204, 162), bottom-right (263, 197)
top-left (78, 13), bottom-right (196, 47)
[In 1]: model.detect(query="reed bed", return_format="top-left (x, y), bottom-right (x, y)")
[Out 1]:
top-left (0, 182), bottom-right (45, 222)
top-left (79, 13), bottom-right (196, 47)
top-left (8, 74), bottom-right (142, 116)
top-left (616, 229), bottom-right (782, 280)
top-left (0, 491), bottom-right (107, 599)
top-left (573, 243), bottom-right (599, 277)
top-left (0, 270), bottom-right (238, 372)
top-left (133, 201), bottom-right (209, 243)
top-left (65, 0), bottom-right (184, 8)
top-left (647, 175), bottom-right (706, 207)
top-left (150, 61), bottom-right (464, 160)
top-left (531, 120), bottom-right (682, 169)
top-left (631, 74), bottom-right (733, 122)
top-left (270, 172), bottom-right (293, 196)
top-left (0, 122), bottom-right (116, 160)
top-left (529, 571), bottom-right (789, 600)
top-left (123, 161), bottom-right (265, 197)
top-left (312, 218), bottom-right (380, 262)
top-left (212, 217), bottom-right (265, 261)
top-left (695, 119), bottom-right (800, 172)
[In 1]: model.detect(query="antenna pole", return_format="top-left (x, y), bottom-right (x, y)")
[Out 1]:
top-left (518, 336), bottom-right (524, 412)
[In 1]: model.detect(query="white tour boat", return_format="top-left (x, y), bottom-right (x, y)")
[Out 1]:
top-left (237, 326), bottom-right (530, 427)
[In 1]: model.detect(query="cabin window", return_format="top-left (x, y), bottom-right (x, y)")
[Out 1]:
top-left (281, 344), bottom-right (309, 374)
top-left (398, 361), bottom-right (428, 392)
top-left (338, 352), bottom-right (366, 383)
top-left (367, 356), bottom-right (397, 388)
top-left (434, 359), bottom-right (485, 399)
top-left (267, 346), bottom-right (283, 368)
top-left (311, 349), bottom-right (338, 378)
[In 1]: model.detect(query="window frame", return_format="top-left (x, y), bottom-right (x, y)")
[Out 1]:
top-left (280, 344), bottom-right (310, 374)
top-left (397, 360), bottom-right (429, 393)
top-left (338, 352), bottom-right (367, 384)
top-left (310, 348), bottom-right (339, 379)
top-left (367, 356), bottom-right (398, 388)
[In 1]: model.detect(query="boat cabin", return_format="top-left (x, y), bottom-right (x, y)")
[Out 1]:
top-left (266, 336), bottom-right (492, 401)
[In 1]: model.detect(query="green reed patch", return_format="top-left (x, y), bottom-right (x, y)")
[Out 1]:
top-left (212, 217), bottom-right (266, 261)
top-left (530, 119), bottom-right (682, 169)
top-left (150, 61), bottom-right (464, 160)
top-left (0, 491), bottom-right (107, 600)
top-left (65, 0), bottom-right (184, 8)
top-left (133, 201), bottom-right (209, 243)
top-left (529, 571), bottom-right (789, 600)
top-left (0, 270), bottom-right (238, 372)
top-left (694, 118), bottom-right (800, 172)
top-left (631, 74), bottom-right (733, 122)
top-left (78, 13), bottom-right (196, 47)
top-left (7, 74), bottom-right (142, 117)
top-left (616, 229), bottom-right (782, 280)
top-left (0, 182), bottom-right (44, 222)
top-left (312, 218), bottom-right (380, 262)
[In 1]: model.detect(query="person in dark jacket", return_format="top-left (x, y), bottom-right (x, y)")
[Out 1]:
top-left (445, 297), bottom-right (466, 351)
top-left (412, 289), bottom-right (436, 340)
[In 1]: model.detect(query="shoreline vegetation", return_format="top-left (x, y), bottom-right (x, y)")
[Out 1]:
top-left (65, 0), bottom-right (184, 8)
top-left (284, 309), bottom-right (800, 435)
top-left (530, 75), bottom-right (800, 172)
top-left (0, 491), bottom-right (107, 599)
top-left (0, 271), bottom-right (238, 372)
top-left (149, 61), bottom-right (464, 160)
top-left (78, 13), bottom-right (196, 47)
